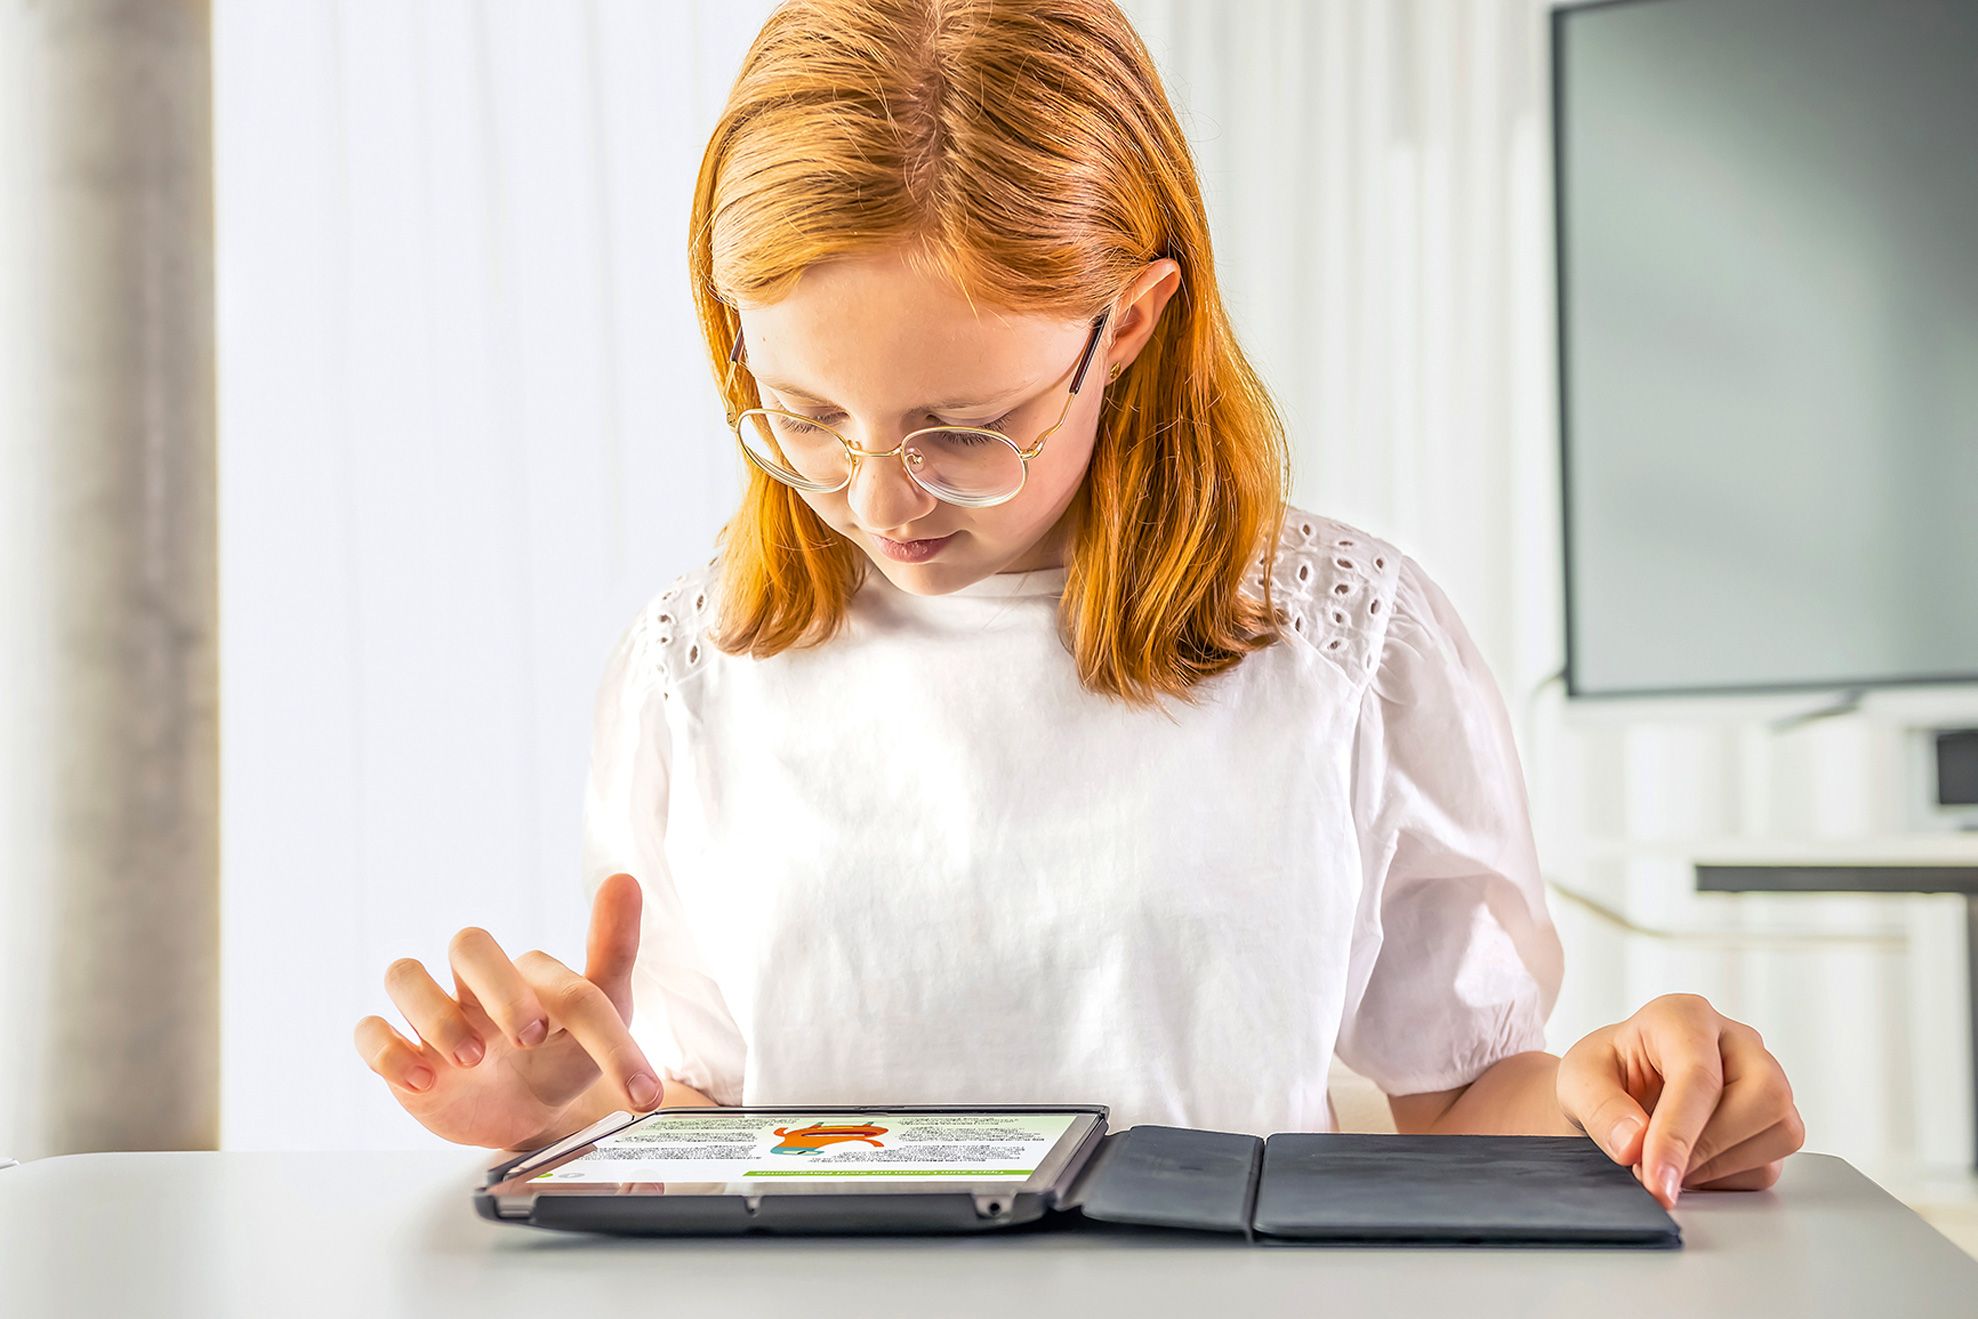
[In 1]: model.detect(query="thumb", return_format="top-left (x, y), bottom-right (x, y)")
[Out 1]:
top-left (1559, 1055), bottom-right (1650, 1167)
top-left (585, 871), bottom-right (643, 1016)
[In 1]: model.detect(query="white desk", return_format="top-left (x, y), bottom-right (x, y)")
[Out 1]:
top-left (2, 1149), bottom-right (1974, 1316)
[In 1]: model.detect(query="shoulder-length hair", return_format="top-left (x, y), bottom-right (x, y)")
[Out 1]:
top-left (688, 0), bottom-right (1290, 704)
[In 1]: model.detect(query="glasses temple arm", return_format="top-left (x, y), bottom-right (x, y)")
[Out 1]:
top-left (722, 324), bottom-right (746, 424)
top-left (1019, 310), bottom-right (1115, 461)
top-left (1068, 310), bottom-right (1110, 394)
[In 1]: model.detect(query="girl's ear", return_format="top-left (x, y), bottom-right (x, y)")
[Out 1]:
top-left (1103, 257), bottom-right (1182, 376)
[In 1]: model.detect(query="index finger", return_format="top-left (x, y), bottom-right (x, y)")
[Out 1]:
top-left (1640, 1027), bottom-right (1725, 1209)
top-left (514, 949), bottom-right (663, 1110)
top-left (585, 872), bottom-right (644, 1020)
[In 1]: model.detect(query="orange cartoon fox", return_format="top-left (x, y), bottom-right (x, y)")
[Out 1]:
top-left (769, 1122), bottom-right (889, 1155)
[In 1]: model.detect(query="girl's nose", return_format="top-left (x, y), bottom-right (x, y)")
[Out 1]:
top-left (845, 433), bottom-right (938, 531)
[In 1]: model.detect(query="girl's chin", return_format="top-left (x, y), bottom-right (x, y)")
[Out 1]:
top-left (865, 548), bottom-right (999, 597)
top-left (872, 557), bottom-right (960, 594)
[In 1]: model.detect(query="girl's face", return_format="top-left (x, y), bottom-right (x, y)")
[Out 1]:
top-left (735, 248), bottom-right (1167, 596)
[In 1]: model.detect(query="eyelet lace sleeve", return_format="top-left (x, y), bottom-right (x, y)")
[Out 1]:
top-left (1329, 549), bottom-right (1565, 1097)
top-left (627, 557), bottom-right (722, 701)
top-left (1256, 511), bottom-right (1406, 683)
top-left (579, 580), bottom-right (744, 1103)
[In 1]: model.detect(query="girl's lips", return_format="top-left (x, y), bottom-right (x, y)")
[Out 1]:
top-left (874, 531), bottom-right (957, 563)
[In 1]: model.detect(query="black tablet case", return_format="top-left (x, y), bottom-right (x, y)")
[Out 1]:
top-left (486, 1119), bottom-right (1680, 1246)
top-left (1065, 1126), bottom-right (1680, 1247)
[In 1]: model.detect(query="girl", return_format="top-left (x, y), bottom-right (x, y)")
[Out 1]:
top-left (355, 0), bottom-right (1804, 1211)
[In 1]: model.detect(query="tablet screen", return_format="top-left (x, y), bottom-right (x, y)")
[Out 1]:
top-left (504, 1108), bottom-right (1094, 1194)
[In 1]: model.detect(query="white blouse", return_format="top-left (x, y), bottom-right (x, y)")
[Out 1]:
top-left (580, 507), bottom-right (1564, 1136)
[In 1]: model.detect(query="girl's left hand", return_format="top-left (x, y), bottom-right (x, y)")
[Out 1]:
top-left (1556, 992), bottom-right (1806, 1210)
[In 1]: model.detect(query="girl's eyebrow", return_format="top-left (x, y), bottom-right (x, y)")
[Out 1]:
top-left (753, 374), bottom-right (1034, 413)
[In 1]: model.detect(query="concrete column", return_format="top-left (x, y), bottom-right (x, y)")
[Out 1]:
top-left (0, 0), bottom-right (218, 1157)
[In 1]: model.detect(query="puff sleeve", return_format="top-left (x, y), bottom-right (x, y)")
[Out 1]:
top-left (579, 604), bottom-right (745, 1102)
top-left (1332, 554), bottom-right (1565, 1097)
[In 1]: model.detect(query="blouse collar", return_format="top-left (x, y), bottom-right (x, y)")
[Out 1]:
top-left (945, 565), bottom-right (1069, 597)
top-left (863, 563), bottom-right (1069, 600)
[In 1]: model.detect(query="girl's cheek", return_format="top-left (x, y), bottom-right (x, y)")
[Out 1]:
top-left (795, 488), bottom-right (850, 532)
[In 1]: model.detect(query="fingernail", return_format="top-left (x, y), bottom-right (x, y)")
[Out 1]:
top-left (454, 1038), bottom-right (484, 1067)
top-left (627, 1072), bottom-right (660, 1108)
top-left (1609, 1117), bottom-right (1640, 1154)
top-left (1659, 1165), bottom-right (1682, 1207)
top-left (518, 1018), bottom-right (548, 1047)
top-left (406, 1065), bottom-right (435, 1091)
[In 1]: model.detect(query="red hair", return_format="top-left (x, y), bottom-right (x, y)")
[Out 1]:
top-left (688, 0), bottom-right (1290, 704)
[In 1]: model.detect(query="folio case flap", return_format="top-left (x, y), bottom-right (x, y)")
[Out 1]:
top-left (1251, 1133), bottom-right (1682, 1247)
top-left (1059, 1124), bottom-right (1263, 1237)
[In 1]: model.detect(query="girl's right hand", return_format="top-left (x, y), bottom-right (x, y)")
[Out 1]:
top-left (353, 871), bottom-right (665, 1152)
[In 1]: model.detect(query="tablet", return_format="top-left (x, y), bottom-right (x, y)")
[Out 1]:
top-left (475, 1104), bottom-right (1110, 1236)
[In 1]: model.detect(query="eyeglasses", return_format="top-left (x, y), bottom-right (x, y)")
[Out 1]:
top-left (721, 311), bottom-right (1111, 509)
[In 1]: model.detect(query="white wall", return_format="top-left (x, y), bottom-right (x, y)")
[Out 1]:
top-left (214, 0), bottom-right (774, 1150)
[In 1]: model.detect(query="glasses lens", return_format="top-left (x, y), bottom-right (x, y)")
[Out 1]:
top-left (737, 411), bottom-right (850, 490)
top-left (903, 428), bottom-right (1027, 506)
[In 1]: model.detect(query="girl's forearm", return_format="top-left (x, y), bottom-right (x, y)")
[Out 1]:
top-left (662, 1076), bottom-right (721, 1107)
top-left (1424, 1050), bottom-right (1582, 1136)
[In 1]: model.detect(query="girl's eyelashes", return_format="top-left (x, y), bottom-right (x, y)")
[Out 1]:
top-left (786, 407), bottom-right (1018, 433)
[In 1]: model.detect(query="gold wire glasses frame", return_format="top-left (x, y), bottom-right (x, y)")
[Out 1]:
top-left (722, 310), bottom-right (1112, 509)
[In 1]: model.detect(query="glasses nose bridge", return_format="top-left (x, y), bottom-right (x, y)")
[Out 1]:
top-left (837, 428), bottom-right (933, 509)
top-left (842, 433), bottom-right (908, 462)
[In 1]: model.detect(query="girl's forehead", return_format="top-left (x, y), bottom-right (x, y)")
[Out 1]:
top-left (739, 261), bottom-right (1077, 409)
top-left (753, 249), bottom-right (1072, 344)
